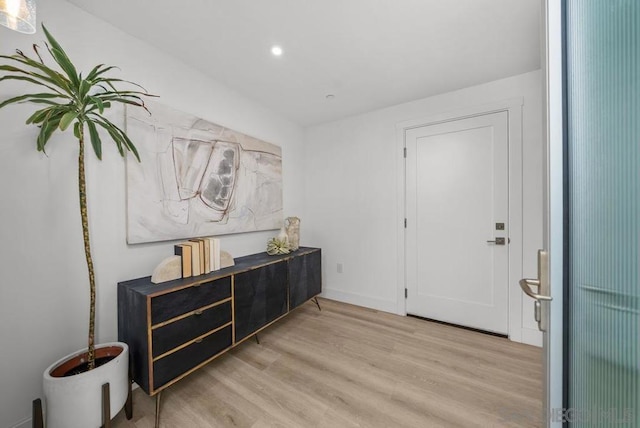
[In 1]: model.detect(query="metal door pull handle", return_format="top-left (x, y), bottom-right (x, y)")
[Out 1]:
top-left (487, 237), bottom-right (506, 245)
top-left (519, 278), bottom-right (552, 301)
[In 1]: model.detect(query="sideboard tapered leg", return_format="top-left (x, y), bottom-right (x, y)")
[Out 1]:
top-left (155, 390), bottom-right (163, 428)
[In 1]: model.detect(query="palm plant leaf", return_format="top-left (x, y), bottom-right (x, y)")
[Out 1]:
top-left (37, 106), bottom-right (66, 151)
top-left (1, 52), bottom-right (74, 94)
top-left (87, 96), bottom-right (105, 114)
top-left (86, 64), bottom-right (119, 82)
top-left (0, 93), bottom-right (67, 109)
top-left (92, 117), bottom-right (125, 157)
top-left (94, 77), bottom-right (149, 92)
top-left (60, 111), bottom-right (79, 131)
top-left (0, 66), bottom-right (68, 95)
top-left (86, 120), bottom-right (103, 160)
top-left (42, 25), bottom-right (80, 88)
top-left (89, 114), bottom-right (141, 161)
top-left (26, 106), bottom-right (55, 125)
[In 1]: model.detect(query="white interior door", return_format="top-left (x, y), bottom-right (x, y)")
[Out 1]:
top-left (406, 111), bottom-right (509, 334)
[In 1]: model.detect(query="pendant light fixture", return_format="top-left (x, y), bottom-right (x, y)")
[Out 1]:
top-left (0, 0), bottom-right (36, 34)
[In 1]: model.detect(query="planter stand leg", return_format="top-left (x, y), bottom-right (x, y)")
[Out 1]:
top-left (101, 382), bottom-right (111, 428)
top-left (125, 377), bottom-right (133, 420)
top-left (254, 333), bottom-right (260, 344)
top-left (32, 399), bottom-right (44, 428)
top-left (155, 390), bottom-right (163, 428)
top-left (312, 296), bottom-right (322, 311)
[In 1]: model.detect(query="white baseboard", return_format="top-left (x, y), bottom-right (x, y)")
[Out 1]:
top-left (320, 288), bottom-right (397, 314)
top-left (11, 417), bottom-right (31, 428)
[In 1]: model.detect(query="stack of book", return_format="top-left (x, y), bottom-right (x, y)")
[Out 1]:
top-left (173, 237), bottom-right (222, 278)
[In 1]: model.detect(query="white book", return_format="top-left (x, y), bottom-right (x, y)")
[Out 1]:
top-left (207, 237), bottom-right (215, 271)
top-left (201, 238), bottom-right (211, 274)
top-left (185, 241), bottom-right (200, 276)
top-left (213, 238), bottom-right (221, 271)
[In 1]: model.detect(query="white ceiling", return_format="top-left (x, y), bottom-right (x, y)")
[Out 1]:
top-left (67, 0), bottom-right (542, 126)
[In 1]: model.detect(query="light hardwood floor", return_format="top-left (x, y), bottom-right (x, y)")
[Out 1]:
top-left (113, 298), bottom-right (542, 427)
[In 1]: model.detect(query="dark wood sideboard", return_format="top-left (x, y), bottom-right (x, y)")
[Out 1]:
top-left (117, 247), bottom-right (321, 424)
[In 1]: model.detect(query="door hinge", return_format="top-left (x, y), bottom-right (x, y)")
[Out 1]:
top-left (403, 147), bottom-right (407, 158)
top-left (405, 288), bottom-right (408, 298)
top-left (404, 218), bottom-right (407, 228)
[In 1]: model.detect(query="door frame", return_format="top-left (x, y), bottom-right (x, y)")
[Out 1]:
top-left (396, 98), bottom-right (526, 341)
top-left (545, 0), bottom-right (565, 424)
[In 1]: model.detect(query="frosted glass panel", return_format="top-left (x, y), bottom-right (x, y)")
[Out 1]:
top-left (566, 0), bottom-right (640, 425)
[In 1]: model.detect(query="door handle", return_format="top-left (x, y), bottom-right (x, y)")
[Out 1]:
top-left (486, 237), bottom-right (506, 245)
top-left (519, 278), bottom-right (553, 301)
top-left (520, 250), bottom-right (552, 332)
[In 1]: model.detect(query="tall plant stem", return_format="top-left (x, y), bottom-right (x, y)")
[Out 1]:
top-left (78, 127), bottom-right (96, 370)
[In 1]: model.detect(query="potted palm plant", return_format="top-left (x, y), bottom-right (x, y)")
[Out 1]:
top-left (0, 25), bottom-right (154, 427)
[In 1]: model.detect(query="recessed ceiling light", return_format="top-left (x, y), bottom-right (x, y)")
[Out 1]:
top-left (271, 46), bottom-right (283, 56)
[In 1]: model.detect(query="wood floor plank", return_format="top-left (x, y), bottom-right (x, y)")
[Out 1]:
top-left (205, 353), bottom-right (329, 427)
top-left (113, 298), bottom-right (542, 427)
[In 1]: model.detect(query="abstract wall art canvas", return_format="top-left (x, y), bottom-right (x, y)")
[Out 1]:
top-left (125, 102), bottom-right (283, 244)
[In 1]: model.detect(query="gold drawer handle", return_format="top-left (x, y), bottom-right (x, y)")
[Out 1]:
top-left (194, 310), bottom-right (203, 316)
top-left (194, 338), bottom-right (203, 344)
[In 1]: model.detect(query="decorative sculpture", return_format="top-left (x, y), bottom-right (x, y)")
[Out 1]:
top-left (285, 217), bottom-right (301, 251)
top-left (220, 251), bottom-right (235, 268)
top-left (151, 256), bottom-right (182, 284)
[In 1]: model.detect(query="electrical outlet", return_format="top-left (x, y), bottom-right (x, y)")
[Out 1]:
top-left (337, 263), bottom-right (343, 273)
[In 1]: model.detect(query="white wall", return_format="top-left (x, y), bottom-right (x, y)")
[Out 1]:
top-left (0, 2), bottom-right (305, 427)
top-left (305, 70), bottom-right (544, 342)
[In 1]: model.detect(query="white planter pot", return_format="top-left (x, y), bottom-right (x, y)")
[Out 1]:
top-left (43, 342), bottom-right (129, 428)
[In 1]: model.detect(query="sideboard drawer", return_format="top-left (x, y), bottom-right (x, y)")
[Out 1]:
top-left (153, 324), bottom-right (232, 390)
top-left (152, 301), bottom-right (232, 357)
top-left (151, 277), bottom-right (232, 325)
